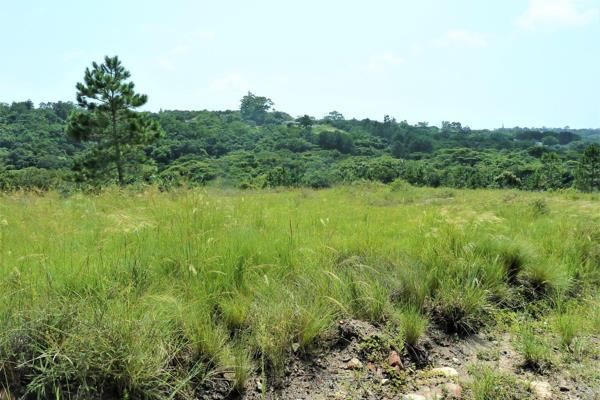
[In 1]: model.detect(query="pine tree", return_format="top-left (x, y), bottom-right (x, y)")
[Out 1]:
top-left (577, 144), bottom-right (600, 192)
top-left (67, 56), bottom-right (162, 185)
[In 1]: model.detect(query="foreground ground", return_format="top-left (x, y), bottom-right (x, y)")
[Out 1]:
top-left (0, 183), bottom-right (599, 399)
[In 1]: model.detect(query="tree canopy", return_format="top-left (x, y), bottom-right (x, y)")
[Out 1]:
top-left (66, 56), bottom-right (162, 185)
top-left (0, 90), bottom-right (599, 191)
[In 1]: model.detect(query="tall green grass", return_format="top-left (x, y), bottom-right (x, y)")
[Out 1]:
top-left (0, 185), bottom-right (599, 398)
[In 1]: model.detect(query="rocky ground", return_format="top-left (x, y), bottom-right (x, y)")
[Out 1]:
top-left (236, 319), bottom-right (600, 400)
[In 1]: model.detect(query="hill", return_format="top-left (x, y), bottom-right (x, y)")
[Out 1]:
top-left (1, 99), bottom-right (599, 190)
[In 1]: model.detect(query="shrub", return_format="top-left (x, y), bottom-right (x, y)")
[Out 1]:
top-left (389, 178), bottom-right (411, 192)
top-left (302, 171), bottom-right (332, 189)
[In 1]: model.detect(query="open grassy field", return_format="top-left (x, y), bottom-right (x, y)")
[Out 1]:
top-left (1, 183), bottom-right (600, 399)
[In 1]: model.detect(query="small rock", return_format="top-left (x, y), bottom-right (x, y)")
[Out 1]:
top-left (389, 350), bottom-right (403, 367)
top-left (444, 383), bottom-right (462, 398)
top-left (381, 378), bottom-right (390, 385)
top-left (291, 342), bottom-right (300, 352)
top-left (256, 380), bottom-right (263, 392)
top-left (530, 381), bottom-right (552, 399)
top-left (558, 379), bottom-right (569, 392)
top-left (346, 357), bottom-right (363, 370)
top-left (451, 357), bottom-right (459, 363)
top-left (367, 362), bottom-right (377, 372)
top-left (430, 367), bottom-right (459, 378)
top-left (404, 394), bottom-right (427, 400)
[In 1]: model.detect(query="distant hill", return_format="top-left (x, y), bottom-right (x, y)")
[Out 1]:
top-left (0, 100), bottom-right (598, 190)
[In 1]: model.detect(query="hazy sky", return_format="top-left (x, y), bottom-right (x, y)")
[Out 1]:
top-left (1, 0), bottom-right (600, 128)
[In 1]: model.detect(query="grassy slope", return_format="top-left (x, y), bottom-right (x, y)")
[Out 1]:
top-left (0, 184), bottom-right (599, 398)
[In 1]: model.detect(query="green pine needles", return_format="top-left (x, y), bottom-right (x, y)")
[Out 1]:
top-left (67, 56), bottom-right (162, 186)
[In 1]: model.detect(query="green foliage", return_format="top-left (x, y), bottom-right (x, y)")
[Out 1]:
top-left (395, 307), bottom-right (428, 347)
top-left (66, 56), bottom-right (162, 186)
top-left (467, 364), bottom-right (531, 400)
top-left (158, 158), bottom-right (217, 187)
top-left (515, 323), bottom-right (554, 372)
top-left (1, 94), bottom-right (599, 190)
top-left (431, 280), bottom-right (492, 335)
top-left (577, 143), bottom-right (600, 191)
top-left (240, 92), bottom-right (275, 125)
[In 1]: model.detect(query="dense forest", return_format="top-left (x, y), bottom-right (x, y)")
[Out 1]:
top-left (1, 96), bottom-right (600, 191)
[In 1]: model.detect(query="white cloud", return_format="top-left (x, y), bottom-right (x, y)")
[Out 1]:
top-left (367, 51), bottom-right (404, 72)
top-left (209, 73), bottom-right (250, 93)
top-left (517, 0), bottom-right (599, 30)
top-left (433, 29), bottom-right (488, 48)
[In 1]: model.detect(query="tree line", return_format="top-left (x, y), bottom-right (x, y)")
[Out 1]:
top-left (0, 56), bottom-right (599, 192)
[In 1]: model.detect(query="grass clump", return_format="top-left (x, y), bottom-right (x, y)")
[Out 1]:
top-left (467, 364), bottom-right (531, 400)
top-left (394, 307), bottom-right (428, 347)
top-left (478, 237), bottom-right (532, 284)
top-left (530, 198), bottom-right (549, 216)
top-left (431, 280), bottom-right (492, 335)
top-left (515, 323), bottom-right (554, 372)
top-left (519, 261), bottom-right (570, 296)
top-left (553, 312), bottom-right (586, 350)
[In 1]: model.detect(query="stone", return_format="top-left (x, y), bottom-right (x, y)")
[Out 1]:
top-left (530, 381), bottom-right (552, 399)
top-left (558, 378), bottom-right (569, 392)
top-left (444, 383), bottom-right (462, 398)
top-left (346, 357), bottom-right (363, 370)
top-left (430, 367), bottom-right (459, 378)
top-left (381, 378), bottom-right (390, 385)
top-left (389, 350), bottom-right (403, 367)
top-left (291, 342), bottom-right (300, 353)
top-left (367, 362), bottom-right (377, 372)
top-left (256, 379), bottom-right (263, 392)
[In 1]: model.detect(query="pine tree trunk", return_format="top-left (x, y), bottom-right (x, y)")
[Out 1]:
top-left (112, 111), bottom-right (124, 186)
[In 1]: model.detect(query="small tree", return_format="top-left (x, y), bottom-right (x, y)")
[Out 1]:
top-left (296, 114), bottom-right (313, 129)
top-left (240, 92), bottom-right (273, 124)
top-left (537, 152), bottom-right (562, 190)
top-left (67, 56), bottom-right (162, 185)
top-left (577, 144), bottom-right (600, 192)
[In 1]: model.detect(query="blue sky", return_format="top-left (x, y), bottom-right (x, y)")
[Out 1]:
top-left (1, 0), bottom-right (600, 128)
